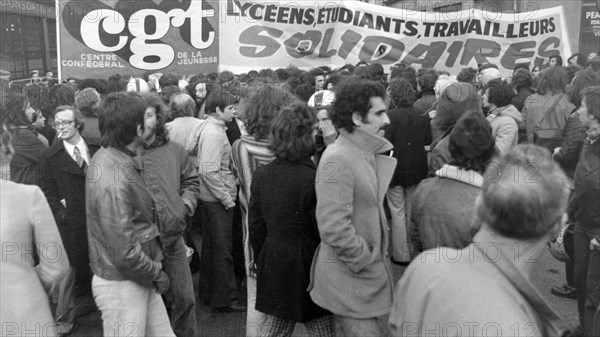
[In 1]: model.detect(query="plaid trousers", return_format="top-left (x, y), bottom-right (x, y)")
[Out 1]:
top-left (261, 314), bottom-right (335, 337)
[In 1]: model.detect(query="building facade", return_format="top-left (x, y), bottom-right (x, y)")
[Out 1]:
top-left (0, 0), bottom-right (57, 81)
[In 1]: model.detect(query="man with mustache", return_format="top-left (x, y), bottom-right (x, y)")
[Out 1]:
top-left (137, 93), bottom-right (199, 337)
top-left (310, 78), bottom-right (396, 337)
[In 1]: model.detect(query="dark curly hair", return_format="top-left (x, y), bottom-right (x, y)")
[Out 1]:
top-left (448, 110), bottom-right (497, 174)
top-left (3, 93), bottom-right (32, 127)
top-left (270, 102), bottom-right (316, 162)
top-left (78, 78), bottom-right (107, 95)
top-left (388, 79), bottom-right (415, 108)
top-left (417, 70), bottom-right (438, 93)
top-left (241, 84), bottom-right (298, 140)
top-left (159, 73), bottom-right (178, 89)
top-left (457, 67), bottom-right (478, 84)
top-left (511, 68), bottom-right (533, 91)
top-left (330, 78), bottom-right (386, 133)
top-left (486, 81), bottom-right (515, 108)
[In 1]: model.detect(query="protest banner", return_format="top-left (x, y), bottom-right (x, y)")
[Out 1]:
top-left (56, 0), bottom-right (571, 79)
top-left (56, 0), bottom-right (219, 80)
top-left (218, 1), bottom-right (571, 76)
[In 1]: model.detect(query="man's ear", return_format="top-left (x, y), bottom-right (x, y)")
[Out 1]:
top-left (215, 106), bottom-right (223, 115)
top-left (137, 125), bottom-right (143, 137)
top-left (352, 112), bottom-right (362, 127)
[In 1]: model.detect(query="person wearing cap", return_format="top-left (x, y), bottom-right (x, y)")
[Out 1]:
top-left (390, 144), bottom-right (568, 337)
top-left (309, 78), bottom-right (396, 336)
top-left (409, 111), bottom-right (496, 254)
top-left (308, 90), bottom-right (337, 164)
top-left (429, 82), bottom-right (483, 173)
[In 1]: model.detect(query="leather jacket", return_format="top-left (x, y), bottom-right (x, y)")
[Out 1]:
top-left (86, 147), bottom-right (162, 286)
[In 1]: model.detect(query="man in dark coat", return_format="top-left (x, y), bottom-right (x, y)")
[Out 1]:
top-left (38, 105), bottom-right (100, 315)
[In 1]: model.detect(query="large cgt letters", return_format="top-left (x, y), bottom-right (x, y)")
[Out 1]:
top-left (81, 2), bottom-right (215, 70)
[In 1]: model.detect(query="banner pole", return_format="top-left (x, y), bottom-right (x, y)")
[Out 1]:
top-left (55, 0), bottom-right (62, 82)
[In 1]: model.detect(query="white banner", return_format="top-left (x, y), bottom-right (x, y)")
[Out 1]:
top-left (219, 1), bottom-right (571, 76)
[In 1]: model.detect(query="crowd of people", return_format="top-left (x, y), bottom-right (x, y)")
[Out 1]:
top-left (1, 49), bottom-right (599, 337)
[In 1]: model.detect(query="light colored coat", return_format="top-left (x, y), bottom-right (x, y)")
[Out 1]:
top-left (309, 127), bottom-right (397, 318)
top-left (390, 228), bottom-right (561, 336)
top-left (487, 104), bottom-right (523, 155)
top-left (197, 116), bottom-right (236, 205)
top-left (1, 182), bottom-right (70, 337)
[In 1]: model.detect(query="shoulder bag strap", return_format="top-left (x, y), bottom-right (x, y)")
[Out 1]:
top-left (534, 93), bottom-right (565, 131)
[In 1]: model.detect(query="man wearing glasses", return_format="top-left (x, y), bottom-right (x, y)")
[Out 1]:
top-left (38, 105), bottom-right (101, 320)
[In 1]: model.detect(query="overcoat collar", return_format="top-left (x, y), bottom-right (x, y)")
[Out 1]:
top-left (473, 229), bottom-right (561, 335)
top-left (338, 127), bottom-right (393, 155)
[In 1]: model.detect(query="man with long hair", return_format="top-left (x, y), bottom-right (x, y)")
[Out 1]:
top-left (86, 91), bottom-right (174, 337)
top-left (138, 93), bottom-right (199, 337)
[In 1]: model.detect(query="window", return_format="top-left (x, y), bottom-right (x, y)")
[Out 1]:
top-left (0, 13), bottom-right (55, 80)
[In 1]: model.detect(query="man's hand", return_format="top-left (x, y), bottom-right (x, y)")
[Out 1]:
top-left (553, 147), bottom-right (561, 155)
top-left (153, 270), bottom-right (170, 294)
top-left (590, 238), bottom-right (600, 251)
top-left (224, 201), bottom-right (236, 210)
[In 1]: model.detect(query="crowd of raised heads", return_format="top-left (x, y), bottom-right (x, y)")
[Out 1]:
top-left (1, 48), bottom-right (599, 337)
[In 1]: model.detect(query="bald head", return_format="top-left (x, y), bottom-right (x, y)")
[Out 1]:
top-left (477, 144), bottom-right (569, 240)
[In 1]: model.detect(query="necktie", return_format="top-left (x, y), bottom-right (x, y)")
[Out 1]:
top-left (74, 146), bottom-right (87, 172)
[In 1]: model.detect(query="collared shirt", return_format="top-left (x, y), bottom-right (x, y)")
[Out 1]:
top-left (63, 137), bottom-right (90, 164)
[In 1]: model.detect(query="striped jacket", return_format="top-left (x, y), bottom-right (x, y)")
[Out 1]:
top-left (231, 135), bottom-right (275, 276)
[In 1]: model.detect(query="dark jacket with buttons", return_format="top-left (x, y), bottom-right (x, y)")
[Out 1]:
top-left (39, 137), bottom-right (100, 291)
top-left (86, 147), bottom-right (163, 285)
top-left (385, 106), bottom-right (432, 187)
top-left (249, 158), bottom-right (330, 322)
